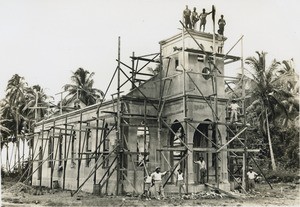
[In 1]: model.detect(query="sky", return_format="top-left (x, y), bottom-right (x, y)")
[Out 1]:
top-left (0, 0), bottom-right (299, 103)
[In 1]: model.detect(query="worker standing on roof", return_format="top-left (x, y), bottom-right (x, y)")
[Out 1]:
top-left (183, 5), bottom-right (192, 29)
top-left (199, 8), bottom-right (212, 32)
top-left (191, 7), bottom-right (199, 29)
top-left (218, 15), bottom-right (226, 35)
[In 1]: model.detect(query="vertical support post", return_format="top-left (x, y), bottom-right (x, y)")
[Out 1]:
top-left (77, 112), bottom-right (83, 188)
top-left (39, 121), bottom-right (44, 188)
top-left (212, 6), bottom-right (220, 188)
top-left (143, 100), bottom-right (147, 192)
top-left (131, 52), bottom-right (135, 89)
top-left (241, 36), bottom-right (247, 190)
top-left (50, 120), bottom-right (55, 189)
top-left (94, 115), bottom-right (100, 184)
top-left (63, 116), bottom-right (67, 190)
top-left (116, 36), bottom-right (122, 195)
top-left (181, 21), bottom-right (190, 192)
top-left (157, 43), bottom-right (163, 169)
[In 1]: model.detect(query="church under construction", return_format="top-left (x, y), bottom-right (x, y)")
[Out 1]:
top-left (27, 13), bottom-right (260, 196)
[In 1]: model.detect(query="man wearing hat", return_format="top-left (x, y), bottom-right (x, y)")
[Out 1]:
top-left (150, 166), bottom-right (168, 200)
top-left (247, 166), bottom-right (258, 193)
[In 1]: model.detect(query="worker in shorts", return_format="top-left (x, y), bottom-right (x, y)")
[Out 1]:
top-left (144, 174), bottom-right (152, 200)
top-left (176, 169), bottom-right (187, 198)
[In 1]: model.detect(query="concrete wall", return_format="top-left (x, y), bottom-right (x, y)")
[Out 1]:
top-left (32, 102), bottom-right (118, 194)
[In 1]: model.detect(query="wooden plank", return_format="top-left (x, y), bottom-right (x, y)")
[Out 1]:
top-left (120, 123), bottom-right (157, 127)
top-left (84, 126), bottom-right (109, 130)
top-left (121, 115), bottom-right (158, 120)
top-left (101, 111), bottom-right (117, 114)
top-left (226, 149), bottom-right (260, 152)
top-left (157, 147), bottom-right (186, 151)
top-left (193, 147), bottom-right (217, 152)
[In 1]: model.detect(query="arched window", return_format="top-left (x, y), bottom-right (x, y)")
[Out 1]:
top-left (169, 120), bottom-right (186, 179)
top-left (137, 121), bottom-right (150, 167)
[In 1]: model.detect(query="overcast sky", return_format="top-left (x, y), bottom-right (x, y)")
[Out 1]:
top-left (0, 0), bottom-right (299, 103)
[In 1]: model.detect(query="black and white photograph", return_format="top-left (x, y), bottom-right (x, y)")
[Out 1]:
top-left (0, 0), bottom-right (299, 206)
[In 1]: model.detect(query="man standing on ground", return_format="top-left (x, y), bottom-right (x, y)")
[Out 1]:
top-left (176, 169), bottom-right (187, 198)
top-left (194, 156), bottom-right (207, 184)
top-left (151, 167), bottom-right (168, 200)
top-left (247, 166), bottom-right (258, 193)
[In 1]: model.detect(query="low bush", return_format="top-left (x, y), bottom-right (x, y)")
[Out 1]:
top-left (266, 169), bottom-right (299, 183)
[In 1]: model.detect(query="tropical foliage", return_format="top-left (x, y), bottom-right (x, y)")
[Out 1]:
top-left (63, 68), bottom-right (104, 106)
top-left (227, 52), bottom-right (299, 170)
top-left (0, 75), bottom-right (52, 172)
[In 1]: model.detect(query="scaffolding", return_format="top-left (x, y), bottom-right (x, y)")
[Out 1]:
top-left (21, 16), bottom-right (273, 197)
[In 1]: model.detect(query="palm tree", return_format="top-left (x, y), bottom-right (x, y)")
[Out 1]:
top-left (63, 68), bottom-right (104, 106)
top-left (3, 74), bottom-right (27, 172)
top-left (23, 85), bottom-right (53, 123)
top-left (245, 52), bottom-right (294, 171)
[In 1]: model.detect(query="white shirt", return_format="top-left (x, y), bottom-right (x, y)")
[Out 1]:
top-left (177, 173), bottom-right (184, 181)
top-left (247, 171), bottom-right (258, 180)
top-left (230, 103), bottom-right (239, 111)
top-left (145, 176), bottom-right (152, 183)
top-left (151, 171), bottom-right (167, 181)
top-left (195, 160), bottom-right (206, 170)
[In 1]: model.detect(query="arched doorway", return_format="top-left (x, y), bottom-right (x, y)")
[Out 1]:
top-left (193, 119), bottom-right (216, 183)
top-left (169, 120), bottom-right (186, 181)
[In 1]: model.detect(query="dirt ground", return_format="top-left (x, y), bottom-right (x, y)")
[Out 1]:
top-left (1, 179), bottom-right (299, 207)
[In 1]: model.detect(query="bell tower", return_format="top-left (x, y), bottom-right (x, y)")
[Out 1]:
top-left (158, 28), bottom-right (238, 191)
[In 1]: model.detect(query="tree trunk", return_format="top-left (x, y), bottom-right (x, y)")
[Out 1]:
top-left (16, 115), bottom-right (21, 173)
top-left (265, 109), bottom-right (277, 171)
top-left (6, 144), bottom-right (9, 172)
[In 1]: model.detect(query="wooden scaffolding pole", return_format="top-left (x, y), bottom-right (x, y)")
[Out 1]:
top-left (76, 111), bottom-right (83, 188)
top-left (116, 36), bottom-right (122, 195)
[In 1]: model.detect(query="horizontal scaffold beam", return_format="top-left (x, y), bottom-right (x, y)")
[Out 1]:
top-left (130, 56), bottom-right (160, 63)
top-left (158, 147), bottom-right (260, 153)
top-left (121, 123), bottom-right (157, 127)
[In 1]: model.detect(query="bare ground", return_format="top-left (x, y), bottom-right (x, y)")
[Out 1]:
top-left (1, 179), bottom-right (299, 207)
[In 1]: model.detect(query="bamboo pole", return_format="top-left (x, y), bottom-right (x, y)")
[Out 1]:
top-left (76, 111), bottom-right (83, 188)
top-left (50, 120), bottom-right (55, 188)
top-left (93, 114), bottom-right (101, 184)
top-left (116, 36), bottom-right (122, 195)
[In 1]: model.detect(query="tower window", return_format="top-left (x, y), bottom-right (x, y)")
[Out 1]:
top-left (175, 59), bottom-right (179, 69)
top-left (202, 67), bottom-right (211, 80)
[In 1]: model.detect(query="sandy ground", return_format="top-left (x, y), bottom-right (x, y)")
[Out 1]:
top-left (1, 180), bottom-right (299, 207)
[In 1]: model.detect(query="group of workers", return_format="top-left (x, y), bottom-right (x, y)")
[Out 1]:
top-left (143, 156), bottom-right (206, 200)
top-left (144, 157), bottom-right (258, 200)
top-left (183, 5), bottom-right (226, 35)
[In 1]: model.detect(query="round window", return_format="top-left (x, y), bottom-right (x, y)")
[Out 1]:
top-left (202, 67), bottom-right (211, 80)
